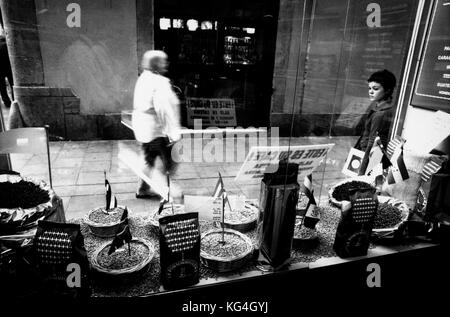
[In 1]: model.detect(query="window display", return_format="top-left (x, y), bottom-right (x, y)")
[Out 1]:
top-left (1, 0), bottom-right (450, 306)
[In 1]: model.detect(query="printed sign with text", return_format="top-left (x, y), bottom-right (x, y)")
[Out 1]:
top-left (235, 144), bottom-right (335, 183)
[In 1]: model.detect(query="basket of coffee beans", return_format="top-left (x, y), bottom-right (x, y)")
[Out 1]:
top-left (329, 177), bottom-right (375, 208)
top-left (200, 228), bottom-right (253, 273)
top-left (372, 196), bottom-right (409, 238)
top-left (219, 201), bottom-right (259, 233)
top-left (91, 238), bottom-right (154, 278)
top-left (149, 203), bottom-right (185, 227)
top-left (0, 174), bottom-right (56, 236)
top-left (293, 215), bottom-right (319, 249)
top-left (84, 206), bottom-right (129, 238)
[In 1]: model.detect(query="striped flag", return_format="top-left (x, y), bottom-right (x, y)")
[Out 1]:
top-left (421, 157), bottom-right (444, 182)
top-left (387, 136), bottom-right (405, 159)
top-left (302, 174), bottom-right (320, 229)
top-left (387, 144), bottom-right (409, 185)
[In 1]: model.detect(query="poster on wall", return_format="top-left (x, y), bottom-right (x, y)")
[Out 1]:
top-left (412, 0), bottom-right (450, 111)
top-left (186, 98), bottom-right (237, 127)
top-left (234, 144), bottom-right (335, 183)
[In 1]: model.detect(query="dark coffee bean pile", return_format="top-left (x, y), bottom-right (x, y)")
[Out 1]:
top-left (332, 181), bottom-right (374, 201)
top-left (374, 203), bottom-right (403, 229)
top-left (0, 180), bottom-right (50, 209)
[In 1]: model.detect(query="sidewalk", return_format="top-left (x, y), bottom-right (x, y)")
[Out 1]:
top-left (8, 137), bottom-right (355, 220)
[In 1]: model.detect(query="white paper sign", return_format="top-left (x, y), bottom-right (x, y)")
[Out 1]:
top-left (342, 147), bottom-right (365, 177)
top-left (186, 98), bottom-right (237, 127)
top-left (234, 144), bottom-right (335, 183)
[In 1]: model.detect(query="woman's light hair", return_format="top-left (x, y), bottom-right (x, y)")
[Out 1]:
top-left (141, 50), bottom-right (168, 71)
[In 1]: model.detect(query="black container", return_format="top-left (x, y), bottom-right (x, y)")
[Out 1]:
top-left (257, 163), bottom-right (299, 269)
top-left (159, 212), bottom-right (200, 290)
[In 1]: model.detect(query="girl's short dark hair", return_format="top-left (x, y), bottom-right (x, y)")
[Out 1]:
top-left (368, 69), bottom-right (397, 99)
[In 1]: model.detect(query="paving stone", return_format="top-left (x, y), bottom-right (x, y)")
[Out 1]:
top-left (65, 194), bottom-right (105, 216)
top-left (56, 149), bottom-right (86, 159)
top-left (53, 186), bottom-right (77, 197)
top-left (77, 171), bottom-right (105, 185)
top-left (51, 169), bottom-right (79, 186)
top-left (80, 160), bottom-right (111, 172)
top-left (53, 158), bottom-right (83, 168)
top-left (84, 152), bottom-right (111, 161)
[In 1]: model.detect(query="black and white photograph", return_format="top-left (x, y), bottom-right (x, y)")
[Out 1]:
top-left (0, 0), bottom-right (449, 313)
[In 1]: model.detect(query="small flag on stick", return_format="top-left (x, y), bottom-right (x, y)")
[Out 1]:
top-left (104, 171), bottom-right (118, 211)
top-left (387, 135), bottom-right (405, 159)
top-left (302, 174), bottom-right (320, 229)
top-left (108, 224), bottom-right (133, 255)
top-left (213, 172), bottom-right (233, 212)
top-left (121, 206), bottom-right (129, 223)
top-left (364, 136), bottom-right (392, 176)
top-left (387, 144), bottom-right (409, 184)
top-left (212, 173), bottom-right (225, 198)
top-left (104, 171), bottom-right (112, 211)
top-left (212, 172), bottom-right (232, 244)
top-left (421, 156), bottom-right (445, 182)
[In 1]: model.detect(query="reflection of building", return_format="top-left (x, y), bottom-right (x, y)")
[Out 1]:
top-left (0, 0), bottom-right (447, 141)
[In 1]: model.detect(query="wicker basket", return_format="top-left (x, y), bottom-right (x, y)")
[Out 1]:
top-left (91, 238), bottom-right (154, 277)
top-left (329, 176), bottom-right (375, 208)
top-left (148, 203), bottom-right (185, 227)
top-left (84, 206), bottom-right (128, 238)
top-left (200, 228), bottom-right (253, 273)
top-left (0, 175), bottom-right (60, 244)
top-left (219, 201), bottom-right (259, 232)
top-left (372, 195), bottom-right (409, 239)
top-left (293, 216), bottom-right (319, 249)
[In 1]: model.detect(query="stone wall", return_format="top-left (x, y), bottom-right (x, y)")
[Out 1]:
top-left (0, 0), bottom-right (153, 140)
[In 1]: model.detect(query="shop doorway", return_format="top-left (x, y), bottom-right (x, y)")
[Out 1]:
top-left (154, 0), bottom-right (279, 128)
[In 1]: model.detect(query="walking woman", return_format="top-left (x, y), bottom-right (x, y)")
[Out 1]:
top-left (356, 69), bottom-right (397, 174)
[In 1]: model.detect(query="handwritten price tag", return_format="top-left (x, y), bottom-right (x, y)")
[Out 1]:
top-left (212, 197), bottom-right (223, 222)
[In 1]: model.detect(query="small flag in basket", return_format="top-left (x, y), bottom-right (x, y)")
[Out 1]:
top-left (212, 173), bottom-right (225, 198)
top-left (108, 224), bottom-right (133, 255)
top-left (302, 174), bottom-right (320, 229)
top-left (105, 178), bottom-right (112, 209)
top-left (421, 157), bottom-right (445, 182)
top-left (104, 172), bottom-right (118, 211)
top-left (387, 135), bottom-right (405, 159)
top-left (365, 136), bottom-right (392, 175)
top-left (121, 206), bottom-right (129, 223)
top-left (387, 144), bottom-right (409, 185)
top-left (212, 172), bottom-right (232, 210)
